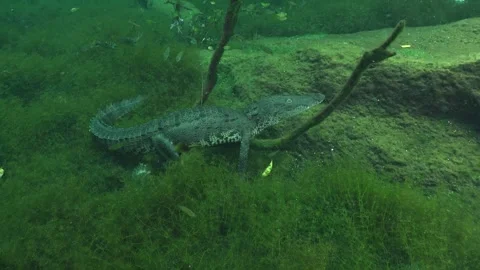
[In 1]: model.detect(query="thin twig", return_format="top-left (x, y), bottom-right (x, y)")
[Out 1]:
top-left (195, 0), bottom-right (242, 106)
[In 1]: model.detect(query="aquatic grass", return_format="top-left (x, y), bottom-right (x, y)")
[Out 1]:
top-left (0, 3), bottom-right (478, 269)
top-left (1, 152), bottom-right (478, 269)
top-left (296, 159), bottom-right (480, 269)
top-left (0, 51), bottom-right (70, 101)
top-left (235, 0), bottom-right (474, 37)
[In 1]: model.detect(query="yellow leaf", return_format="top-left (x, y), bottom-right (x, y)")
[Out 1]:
top-left (262, 160), bottom-right (273, 177)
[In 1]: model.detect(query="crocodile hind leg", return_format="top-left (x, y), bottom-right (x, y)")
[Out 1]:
top-left (238, 133), bottom-right (251, 173)
top-left (151, 133), bottom-right (179, 160)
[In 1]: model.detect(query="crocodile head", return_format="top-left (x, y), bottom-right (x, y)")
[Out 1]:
top-left (243, 93), bottom-right (325, 135)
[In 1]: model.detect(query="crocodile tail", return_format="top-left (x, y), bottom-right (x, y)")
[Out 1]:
top-left (89, 96), bottom-right (161, 144)
top-left (92, 96), bottom-right (145, 126)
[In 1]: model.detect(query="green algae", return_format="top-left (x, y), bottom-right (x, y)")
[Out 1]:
top-left (0, 2), bottom-right (479, 269)
top-left (1, 153), bottom-right (479, 269)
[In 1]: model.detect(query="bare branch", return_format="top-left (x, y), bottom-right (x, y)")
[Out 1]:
top-left (251, 20), bottom-right (406, 149)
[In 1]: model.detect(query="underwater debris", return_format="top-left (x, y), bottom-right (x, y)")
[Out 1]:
top-left (0, 167), bottom-right (4, 178)
top-left (276, 12), bottom-right (288, 21)
top-left (178, 205), bottom-right (196, 217)
top-left (262, 160), bottom-right (273, 177)
top-left (137, 0), bottom-right (153, 9)
top-left (132, 163), bottom-right (151, 178)
top-left (92, 40), bottom-right (116, 49)
top-left (81, 40), bottom-right (117, 52)
top-left (121, 32), bottom-right (143, 45)
top-left (260, 2), bottom-right (270, 8)
top-left (175, 51), bottom-right (184, 62)
top-left (163, 46), bottom-right (171, 60)
top-left (121, 21), bottom-right (143, 45)
top-left (162, 47), bottom-right (183, 63)
top-left (166, 0), bottom-right (194, 33)
top-left (170, 16), bottom-right (184, 33)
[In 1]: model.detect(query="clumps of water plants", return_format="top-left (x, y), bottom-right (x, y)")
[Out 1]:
top-left (233, 0), bottom-right (477, 37)
top-left (0, 2), bottom-right (479, 269)
top-left (0, 152), bottom-right (478, 269)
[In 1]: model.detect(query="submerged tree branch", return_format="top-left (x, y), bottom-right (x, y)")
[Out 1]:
top-left (251, 20), bottom-right (406, 149)
top-left (196, 0), bottom-right (242, 106)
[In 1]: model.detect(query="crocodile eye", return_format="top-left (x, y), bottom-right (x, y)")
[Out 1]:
top-left (286, 98), bottom-right (292, 104)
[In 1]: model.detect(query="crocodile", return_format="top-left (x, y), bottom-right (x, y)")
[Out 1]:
top-left (89, 93), bottom-right (325, 172)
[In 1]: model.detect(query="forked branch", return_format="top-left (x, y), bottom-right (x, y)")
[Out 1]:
top-left (251, 20), bottom-right (406, 149)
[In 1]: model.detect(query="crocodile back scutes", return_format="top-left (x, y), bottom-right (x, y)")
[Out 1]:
top-left (161, 106), bottom-right (253, 147)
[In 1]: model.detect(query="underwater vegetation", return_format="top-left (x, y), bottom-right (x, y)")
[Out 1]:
top-left (225, 0), bottom-right (480, 38)
top-left (0, 1), bottom-right (479, 269)
top-left (0, 153), bottom-right (479, 269)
